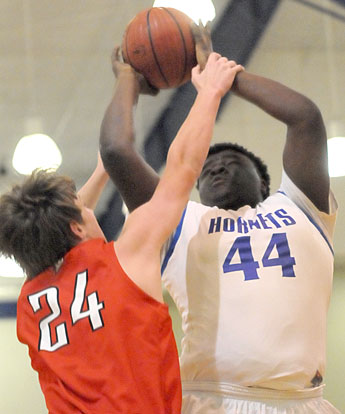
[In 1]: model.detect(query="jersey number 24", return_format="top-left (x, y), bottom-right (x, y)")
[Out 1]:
top-left (28, 270), bottom-right (104, 352)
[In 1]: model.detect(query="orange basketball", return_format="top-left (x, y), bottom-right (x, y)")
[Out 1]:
top-left (121, 7), bottom-right (197, 89)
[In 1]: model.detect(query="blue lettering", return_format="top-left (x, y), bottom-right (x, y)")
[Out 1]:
top-left (237, 217), bottom-right (249, 234)
top-left (257, 214), bottom-right (272, 229)
top-left (275, 209), bottom-right (296, 226)
top-left (209, 217), bottom-right (222, 234)
top-left (248, 219), bottom-right (261, 230)
top-left (265, 213), bottom-right (281, 228)
top-left (208, 209), bottom-right (296, 236)
top-left (223, 218), bottom-right (235, 232)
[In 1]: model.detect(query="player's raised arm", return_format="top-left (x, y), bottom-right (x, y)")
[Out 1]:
top-left (99, 47), bottom-right (160, 212)
top-left (232, 72), bottom-right (329, 212)
top-left (132, 54), bottom-right (244, 244)
top-left (115, 53), bottom-right (243, 301)
top-left (77, 152), bottom-right (109, 210)
top-left (100, 22), bottom-right (215, 213)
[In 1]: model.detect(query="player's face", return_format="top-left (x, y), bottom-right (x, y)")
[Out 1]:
top-left (74, 197), bottom-right (106, 241)
top-left (198, 149), bottom-right (265, 210)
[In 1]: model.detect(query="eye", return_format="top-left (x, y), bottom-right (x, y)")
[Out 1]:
top-left (201, 167), bottom-right (211, 177)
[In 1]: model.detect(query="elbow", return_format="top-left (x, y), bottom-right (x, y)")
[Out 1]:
top-left (99, 140), bottom-right (117, 171)
top-left (99, 135), bottom-right (134, 171)
top-left (306, 101), bottom-right (326, 138)
top-left (303, 98), bottom-right (323, 123)
top-left (292, 97), bottom-right (325, 134)
top-left (299, 97), bottom-right (323, 125)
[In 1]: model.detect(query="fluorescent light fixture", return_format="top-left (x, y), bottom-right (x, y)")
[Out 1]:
top-left (12, 133), bottom-right (62, 175)
top-left (0, 255), bottom-right (25, 278)
top-left (328, 137), bottom-right (345, 178)
top-left (153, 0), bottom-right (216, 24)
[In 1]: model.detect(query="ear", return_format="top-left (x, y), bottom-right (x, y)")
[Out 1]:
top-left (70, 220), bottom-right (85, 240)
top-left (260, 178), bottom-right (268, 198)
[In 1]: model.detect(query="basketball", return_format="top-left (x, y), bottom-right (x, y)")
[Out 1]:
top-left (121, 7), bottom-right (197, 89)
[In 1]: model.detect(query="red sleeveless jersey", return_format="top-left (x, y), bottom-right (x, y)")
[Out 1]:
top-left (17, 238), bottom-right (181, 413)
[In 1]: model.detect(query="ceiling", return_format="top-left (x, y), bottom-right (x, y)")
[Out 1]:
top-left (0, 0), bottom-right (344, 276)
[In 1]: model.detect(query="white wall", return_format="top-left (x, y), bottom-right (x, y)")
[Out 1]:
top-left (0, 320), bottom-right (46, 414)
top-left (324, 271), bottom-right (345, 411)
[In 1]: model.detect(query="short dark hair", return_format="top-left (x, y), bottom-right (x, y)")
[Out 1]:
top-left (0, 170), bottom-right (82, 280)
top-left (204, 142), bottom-right (270, 198)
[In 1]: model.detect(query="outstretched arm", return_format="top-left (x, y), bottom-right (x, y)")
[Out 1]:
top-left (77, 152), bottom-right (109, 210)
top-left (100, 23), bottom-right (214, 213)
top-left (116, 54), bottom-right (244, 301)
top-left (232, 72), bottom-right (329, 213)
top-left (99, 47), bottom-right (159, 212)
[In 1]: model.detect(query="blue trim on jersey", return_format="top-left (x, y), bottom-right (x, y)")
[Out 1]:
top-left (302, 211), bottom-right (334, 255)
top-left (277, 190), bottom-right (334, 255)
top-left (161, 207), bottom-right (187, 275)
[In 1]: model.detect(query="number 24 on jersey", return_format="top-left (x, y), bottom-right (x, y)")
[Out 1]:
top-left (28, 270), bottom-right (104, 352)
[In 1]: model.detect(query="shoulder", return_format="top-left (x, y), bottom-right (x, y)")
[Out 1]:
top-left (279, 170), bottom-right (337, 216)
top-left (186, 200), bottom-right (218, 216)
top-left (278, 170), bottom-right (337, 241)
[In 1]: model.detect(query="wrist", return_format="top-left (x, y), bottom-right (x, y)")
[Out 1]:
top-left (117, 70), bottom-right (136, 81)
top-left (116, 72), bottom-right (140, 95)
top-left (197, 87), bottom-right (223, 102)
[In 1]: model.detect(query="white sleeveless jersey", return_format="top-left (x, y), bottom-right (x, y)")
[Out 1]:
top-left (161, 171), bottom-right (337, 390)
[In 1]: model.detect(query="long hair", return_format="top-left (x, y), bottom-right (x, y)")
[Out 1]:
top-left (0, 169), bottom-right (83, 280)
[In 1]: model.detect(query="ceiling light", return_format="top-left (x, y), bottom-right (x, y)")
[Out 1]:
top-left (12, 133), bottom-right (62, 175)
top-left (0, 255), bottom-right (25, 278)
top-left (328, 137), bottom-right (345, 178)
top-left (153, 0), bottom-right (216, 24)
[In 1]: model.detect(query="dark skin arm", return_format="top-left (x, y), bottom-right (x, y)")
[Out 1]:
top-left (102, 25), bottom-right (329, 213)
top-left (99, 48), bottom-right (159, 212)
top-left (191, 26), bottom-right (329, 213)
top-left (232, 72), bottom-right (330, 213)
top-left (100, 43), bottom-right (329, 214)
top-left (100, 24), bottom-right (213, 212)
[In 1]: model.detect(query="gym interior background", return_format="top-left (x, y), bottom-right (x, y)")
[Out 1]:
top-left (1, 1), bottom-right (344, 412)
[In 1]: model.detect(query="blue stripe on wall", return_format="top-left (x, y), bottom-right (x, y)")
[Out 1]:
top-left (0, 302), bottom-right (17, 318)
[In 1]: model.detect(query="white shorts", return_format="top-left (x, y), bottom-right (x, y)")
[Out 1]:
top-left (182, 381), bottom-right (341, 414)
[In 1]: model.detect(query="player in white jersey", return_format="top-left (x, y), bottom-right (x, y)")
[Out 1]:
top-left (162, 169), bottom-right (337, 408)
top-left (99, 36), bottom-right (340, 413)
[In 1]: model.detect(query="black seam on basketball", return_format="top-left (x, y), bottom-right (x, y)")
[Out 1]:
top-left (163, 8), bottom-right (188, 86)
top-left (148, 8), bottom-right (169, 87)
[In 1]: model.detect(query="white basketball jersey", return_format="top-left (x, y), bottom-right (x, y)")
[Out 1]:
top-left (161, 171), bottom-right (337, 390)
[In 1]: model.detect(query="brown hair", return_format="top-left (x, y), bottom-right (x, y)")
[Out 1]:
top-left (0, 169), bottom-right (82, 280)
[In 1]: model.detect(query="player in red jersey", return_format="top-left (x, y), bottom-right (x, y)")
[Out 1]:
top-left (0, 52), bottom-right (243, 414)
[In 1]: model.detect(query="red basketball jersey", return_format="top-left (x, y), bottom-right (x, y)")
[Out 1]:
top-left (17, 238), bottom-right (181, 413)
